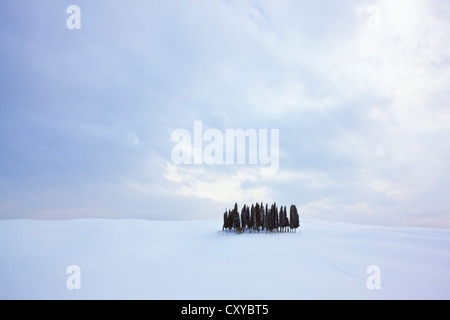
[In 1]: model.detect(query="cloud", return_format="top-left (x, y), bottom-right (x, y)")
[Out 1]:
top-left (1, 0), bottom-right (449, 227)
top-left (163, 163), bottom-right (272, 204)
top-left (286, 0), bottom-right (450, 227)
top-left (154, 161), bottom-right (330, 206)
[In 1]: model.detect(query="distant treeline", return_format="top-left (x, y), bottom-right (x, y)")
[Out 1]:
top-left (223, 202), bottom-right (300, 233)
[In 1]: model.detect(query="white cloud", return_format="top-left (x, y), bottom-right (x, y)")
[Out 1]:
top-left (309, 0), bottom-right (450, 224)
top-left (162, 163), bottom-right (272, 204)
top-left (158, 161), bottom-right (331, 205)
top-left (2, 0), bottom-right (450, 227)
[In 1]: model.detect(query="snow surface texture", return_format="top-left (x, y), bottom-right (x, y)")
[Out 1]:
top-left (0, 219), bottom-right (449, 299)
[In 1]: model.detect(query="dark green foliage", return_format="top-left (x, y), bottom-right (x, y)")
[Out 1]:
top-left (273, 203), bottom-right (279, 232)
top-left (233, 203), bottom-right (240, 230)
top-left (267, 204), bottom-right (273, 231)
top-left (255, 202), bottom-right (261, 232)
top-left (267, 203), bottom-right (278, 232)
top-left (289, 205), bottom-right (300, 232)
top-left (264, 203), bottom-right (269, 230)
top-left (284, 206), bottom-right (290, 231)
top-left (227, 209), bottom-right (232, 230)
top-left (279, 206), bottom-right (289, 232)
top-left (222, 202), bottom-right (300, 234)
top-left (248, 204), bottom-right (254, 230)
top-left (260, 203), bottom-right (265, 231)
top-left (279, 206), bottom-right (286, 232)
top-left (293, 206), bottom-right (299, 230)
top-left (241, 205), bottom-right (249, 231)
top-left (223, 210), bottom-right (228, 231)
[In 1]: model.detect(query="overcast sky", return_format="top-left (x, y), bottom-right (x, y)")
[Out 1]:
top-left (1, 0), bottom-right (450, 227)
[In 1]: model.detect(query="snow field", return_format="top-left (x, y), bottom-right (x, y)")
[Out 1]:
top-left (0, 218), bottom-right (449, 299)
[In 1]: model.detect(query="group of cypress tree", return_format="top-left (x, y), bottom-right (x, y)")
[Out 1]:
top-left (222, 202), bottom-right (300, 233)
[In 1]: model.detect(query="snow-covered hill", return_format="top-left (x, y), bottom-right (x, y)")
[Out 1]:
top-left (0, 218), bottom-right (449, 299)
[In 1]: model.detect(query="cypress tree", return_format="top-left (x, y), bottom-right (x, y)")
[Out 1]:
top-left (253, 204), bottom-right (257, 231)
top-left (285, 206), bottom-right (289, 232)
top-left (290, 205), bottom-right (300, 232)
top-left (233, 203), bottom-right (240, 230)
top-left (268, 203), bottom-right (274, 232)
top-left (241, 205), bottom-right (249, 232)
top-left (293, 205), bottom-right (300, 231)
top-left (223, 210), bottom-right (228, 231)
top-left (279, 206), bottom-right (285, 232)
top-left (222, 203), bottom-right (298, 234)
top-left (255, 202), bottom-right (261, 232)
top-left (289, 205), bottom-right (294, 232)
top-left (260, 203), bottom-right (265, 231)
top-left (246, 205), bottom-right (250, 230)
top-left (284, 206), bottom-right (289, 232)
top-left (273, 203), bottom-right (279, 232)
top-left (249, 204), bottom-right (254, 231)
top-left (264, 203), bottom-right (269, 231)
